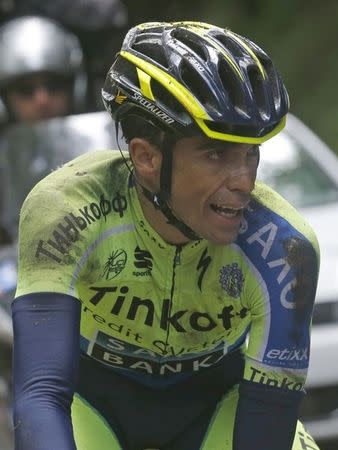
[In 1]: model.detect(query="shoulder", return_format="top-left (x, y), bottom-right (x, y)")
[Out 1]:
top-left (16, 150), bottom-right (131, 296)
top-left (18, 149), bottom-right (131, 251)
top-left (248, 181), bottom-right (319, 254)
top-left (20, 150), bottom-right (126, 213)
top-left (236, 181), bottom-right (320, 288)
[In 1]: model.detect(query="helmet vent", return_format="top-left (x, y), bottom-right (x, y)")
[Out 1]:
top-left (171, 29), bottom-right (208, 62)
top-left (114, 56), bottom-right (139, 88)
top-left (218, 59), bottom-right (246, 113)
top-left (132, 41), bottom-right (169, 69)
top-left (247, 67), bottom-right (268, 118)
top-left (257, 56), bottom-right (281, 111)
top-left (137, 26), bottom-right (165, 35)
top-left (151, 78), bottom-right (188, 121)
top-left (211, 33), bottom-right (244, 58)
top-left (180, 59), bottom-right (218, 111)
top-left (246, 47), bottom-right (282, 112)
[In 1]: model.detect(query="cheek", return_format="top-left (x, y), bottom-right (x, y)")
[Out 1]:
top-left (52, 94), bottom-right (70, 112)
top-left (251, 164), bottom-right (259, 182)
top-left (172, 163), bottom-right (201, 192)
top-left (8, 97), bottom-right (34, 120)
top-left (171, 168), bottom-right (215, 208)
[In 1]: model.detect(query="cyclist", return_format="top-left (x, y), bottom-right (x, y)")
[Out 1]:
top-left (12, 21), bottom-right (320, 450)
top-left (0, 15), bottom-right (87, 125)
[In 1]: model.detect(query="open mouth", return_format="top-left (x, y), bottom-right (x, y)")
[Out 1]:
top-left (210, 204), bottom-right (243, 218)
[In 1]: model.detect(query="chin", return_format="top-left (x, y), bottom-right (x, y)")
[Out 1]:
top-left (211, 238), bottom-right (235, 246)
top-left (203, 228), bottom-right (240, 246)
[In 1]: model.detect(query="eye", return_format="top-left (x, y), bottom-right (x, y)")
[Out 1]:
top-left (248, 145), bottom-right (260, 158)
top-left (207, 149), bottom-right (226, 160)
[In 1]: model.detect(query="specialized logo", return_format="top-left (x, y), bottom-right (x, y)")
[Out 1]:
top-left (102, 249), bottom-right (127, 280)
top-left (219, 263), bottom-right (244, 298)
top-left (187, 56), bottom-right (205, 72)
top-left (133, 93), bottom-right (175, 124)
top-left (133, 246), bottom-right (153, 277)
top-left (115, 89), bottom-right (127, 104)
top-left (196, 248), bottom-right (211, 291)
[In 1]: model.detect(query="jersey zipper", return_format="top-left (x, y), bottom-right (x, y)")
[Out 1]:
top-left (174, 244), bottom-right (182, 265)
top-left (163, 245), bottom-right (182, 354)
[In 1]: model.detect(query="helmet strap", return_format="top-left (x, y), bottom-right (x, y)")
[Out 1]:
top-left (141, 184), bottom-right (201, 241)
top-left (141, 135), bottom-right (201, 241)
top-left (117, 115), bottom-right (201, 241)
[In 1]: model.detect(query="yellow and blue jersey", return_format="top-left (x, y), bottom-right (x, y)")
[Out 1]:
top-left (16, 150), bottom-right (320, 390)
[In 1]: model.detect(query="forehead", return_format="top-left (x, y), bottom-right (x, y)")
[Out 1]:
top-left (176, 135), bottom-right (252, 152)
top-left (197, 137), bottom-right (251, 150)
top-left (7, 71), bottom-right (66, 88)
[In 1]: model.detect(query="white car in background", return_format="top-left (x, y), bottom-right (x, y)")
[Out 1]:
top-left (259, 113), bottom-right (338, 446)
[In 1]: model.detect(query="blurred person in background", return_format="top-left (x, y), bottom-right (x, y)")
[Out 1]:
top-left (0, 15), bottom-right (87, 450)
top-left (2, 0), bottom-right (127, 31)
top-left (0, 0), bottom-right (128, 112)
top-left (0, 15), bottom-right (88, 127)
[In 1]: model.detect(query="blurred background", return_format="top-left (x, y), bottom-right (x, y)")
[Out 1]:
top-left (125, 0), bottom-right (338, 155)
top-left (1, 0), bottom-right (337, 151)
top-left (0, 1), bottom-right (337, 449)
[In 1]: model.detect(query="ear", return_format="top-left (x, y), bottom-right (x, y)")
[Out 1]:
top-left (129, 138), bottom-right (162, 179)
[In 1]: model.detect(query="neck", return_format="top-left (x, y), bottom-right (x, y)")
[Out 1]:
top-left (135, 183), bottom-right (190, 245)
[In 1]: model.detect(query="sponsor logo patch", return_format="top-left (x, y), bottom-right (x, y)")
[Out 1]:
top-left (219, 263), bottom-right (244, 298)
top-left (133, 246), bottom-right (153, 277)
top-left (102, 249), bottom-right (127, 280)
top-left (115, 89), bottom-right (127, 104)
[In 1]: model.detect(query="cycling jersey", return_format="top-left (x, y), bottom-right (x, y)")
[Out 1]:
top-left (16, 151), bottom-right (318, 390)
top-left (15, 150), bottom-right (319, 390)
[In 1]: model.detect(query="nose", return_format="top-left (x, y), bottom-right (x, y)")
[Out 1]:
top-left (226, 163), bottom-right (256, 194)
top-left (32, 86), bottom-right (52, 105)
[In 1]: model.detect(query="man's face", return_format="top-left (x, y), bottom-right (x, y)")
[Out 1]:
top-left (5, 72), bottom-right (71, 123)
top-left (169, 135), bottom-right (259, 245)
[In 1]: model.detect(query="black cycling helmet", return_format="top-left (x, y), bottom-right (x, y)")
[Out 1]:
top-left (102, 21), bottom-right (289, 239)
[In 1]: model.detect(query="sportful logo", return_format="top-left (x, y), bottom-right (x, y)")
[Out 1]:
top-left (102, 249), bottom-right (127, 280)
top-left (219, 263), bottom-right (244, 298)
top-left (133, 246), bottom-right (153, 277)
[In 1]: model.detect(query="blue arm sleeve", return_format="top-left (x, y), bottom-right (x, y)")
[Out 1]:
top-left (12, 292), bottom-right (81, 450)
top-left (233, 380), bottom-right (303, 450)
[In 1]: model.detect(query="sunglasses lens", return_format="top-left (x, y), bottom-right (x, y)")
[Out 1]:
top-left (9, 76), bottom-right (70, 97)
top-left (15, 84), bottom-right (35, 97)
top-left (44, 78), bottom-right (69, 93)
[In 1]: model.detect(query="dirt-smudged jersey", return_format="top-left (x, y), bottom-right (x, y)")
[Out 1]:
top-left (16, 150), bottom-right (320, 390)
